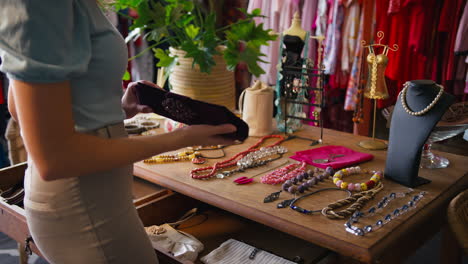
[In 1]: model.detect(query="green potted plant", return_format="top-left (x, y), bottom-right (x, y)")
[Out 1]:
top-left (110, 0), bottom-right (276, 109)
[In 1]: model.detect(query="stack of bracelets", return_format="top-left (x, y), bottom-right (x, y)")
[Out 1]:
top-left (190, 135), bottom-right (286, 179)
top-left (345, 189), bottom-right (426, 236)
top-left (332, 166), bottom-right (382, 191)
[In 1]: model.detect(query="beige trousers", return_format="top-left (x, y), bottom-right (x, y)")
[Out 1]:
top-left (23, 123), bottom-right (158, 264)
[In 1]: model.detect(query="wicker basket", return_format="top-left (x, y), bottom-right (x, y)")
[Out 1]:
top-left (447, 189), bottom-right (468, 254)
top-left (168, 47), bottom-right (236, 111)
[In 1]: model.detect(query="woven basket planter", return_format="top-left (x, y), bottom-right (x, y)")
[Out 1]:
top-left (168, 47), bottom-right (236, 110)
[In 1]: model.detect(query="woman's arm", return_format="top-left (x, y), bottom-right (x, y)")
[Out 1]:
top-left (8, 85), bottom-right (18, 121)
top-left (12, 79), bottom-right (236, 181)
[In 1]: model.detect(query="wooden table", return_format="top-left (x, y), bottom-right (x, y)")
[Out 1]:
top-left (134, 125), bottom-right (468, 263)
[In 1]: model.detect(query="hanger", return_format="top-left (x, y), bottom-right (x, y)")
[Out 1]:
top-left (362, 31), bottom-right (399, 56)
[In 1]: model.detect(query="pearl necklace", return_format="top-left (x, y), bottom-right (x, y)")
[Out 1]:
top-left (400, 82), bottom-right (444, 116)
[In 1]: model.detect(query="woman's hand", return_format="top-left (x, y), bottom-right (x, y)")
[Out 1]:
top-left (122, 80), bottom-right (158, 119)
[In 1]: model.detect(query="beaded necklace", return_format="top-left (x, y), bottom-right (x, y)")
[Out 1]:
top-left (212, 146), bottom-right (287, 179)
top-left (144, 148), bottom-right (226, 165)
top-left (345, 189), bottom-right (426, 236)
top-left (190, 135), bottom-right (286, 179)
top-left (234, 160), bottom-right (290, 185)
top-left (262, 166), bottom-right (334, 206)
top-left (281, 167), bottom-right (333, 194)
top-left (260, 161), bottom-right (307, 185)
top-left (332, 166), bottom-right (382, 191)
top-left (400, 81), bottom-right (444, 116)
top-left (144, 150), bottom-right (201, 164)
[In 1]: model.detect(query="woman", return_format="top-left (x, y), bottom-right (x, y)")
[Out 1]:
top-left (0, 1), bottom-right (236, 263)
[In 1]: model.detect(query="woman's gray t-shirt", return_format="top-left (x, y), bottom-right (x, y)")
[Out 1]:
top-left (0, 0), bottom-right (128, 132)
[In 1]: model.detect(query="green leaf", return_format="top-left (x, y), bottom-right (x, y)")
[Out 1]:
top-left (122, 70), bottom-right (131, 81)
top-left (154, 48), bottom-right (176, 67)
top-left (223, 17), bottom-right (277, 76)
top-left (181, 1), bottom-right (194, 12)
top-left (145, 27), bottom-right (169, 43)
top-left (113, 0), bottom-right (277, 75)
top-left (251, 8), bottom-right (261, 17)
top-left (200, 12), bottom-right (219, 54)
top-left (111, 0), bottom-right (145, 11)
top-left (181, 40), bottom-right (216, 73)
top-left (185, 24), bottom-right (200, 40)
top-left (165, 4), bottom-right (185, 25)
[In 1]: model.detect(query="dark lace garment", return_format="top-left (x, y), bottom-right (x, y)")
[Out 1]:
top-left (282, 35), bottom-right (305, 67)
top-left (135, 82), bottom-right (249, 141)
top-left (280, 35), bottom-right (305, 97)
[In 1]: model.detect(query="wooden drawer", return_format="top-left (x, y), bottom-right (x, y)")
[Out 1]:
top-left (0, 163), bottom-right (331, 263)
top-left (0, 163), bottom-right (169, 260)
top-left (0, 163), bottom-right (41, 257)
top-left (137, 193), bottom-right (332, 264)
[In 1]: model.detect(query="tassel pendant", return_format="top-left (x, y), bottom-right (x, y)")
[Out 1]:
top-left (277, 198), bottom-right (295, 209)
top-left (264, 190), bottom-right (282, 203)
top-left (233, 177), bottom-right (254, 185)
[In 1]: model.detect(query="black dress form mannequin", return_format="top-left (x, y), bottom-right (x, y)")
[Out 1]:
top-left (280, 35), bottom-right (305, 97)
top-left (385, 80), bottom-right (455, 187)
top-left (282, 35), bottom-right (305, 67)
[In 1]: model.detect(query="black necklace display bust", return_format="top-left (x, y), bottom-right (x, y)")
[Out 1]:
top-left (385, 80), bottom-right (455, 187)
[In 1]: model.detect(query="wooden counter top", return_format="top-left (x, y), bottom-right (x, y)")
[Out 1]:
top-left (134, 125), bottom-right (468, 263)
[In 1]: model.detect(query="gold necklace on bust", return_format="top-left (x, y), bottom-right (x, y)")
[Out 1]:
top-left (400, 82), bottom-right (444, 116)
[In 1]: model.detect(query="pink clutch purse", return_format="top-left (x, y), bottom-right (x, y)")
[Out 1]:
top-left (289, 145), bottom-right (374, 169)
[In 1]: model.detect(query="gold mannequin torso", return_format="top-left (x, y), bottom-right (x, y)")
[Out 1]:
top-left (365, 52), bottom-right (389, 99)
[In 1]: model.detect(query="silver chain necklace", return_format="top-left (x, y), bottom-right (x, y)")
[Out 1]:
top-left (345, 189), bottom-right (426, 236)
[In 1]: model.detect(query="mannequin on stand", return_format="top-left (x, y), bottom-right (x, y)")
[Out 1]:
top-left (385, 80), bottom-right (454, 187)
top-left (282, 12), bottom-right (307, 68)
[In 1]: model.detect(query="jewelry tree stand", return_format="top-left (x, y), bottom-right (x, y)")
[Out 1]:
top-left (358, 31), bottom-right (398, 150)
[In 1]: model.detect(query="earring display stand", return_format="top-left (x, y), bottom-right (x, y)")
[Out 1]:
top-left (276, 35), bottom-right (325, 146)
top-left (357, 31), bottom-right (398, 150)
top-left (282, 63), bottom-right (325, 146)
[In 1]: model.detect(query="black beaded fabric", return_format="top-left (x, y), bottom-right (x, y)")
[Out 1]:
top-left (162, 97), bottom-right (199, 124)
top-left (290, 188), bottom-right (352, 215)
top-left (135, 82), bottom-right (249, 141)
